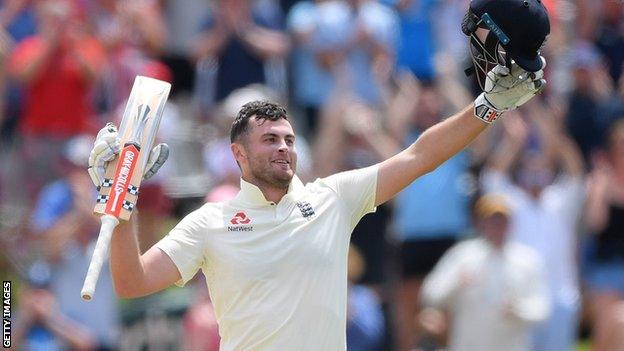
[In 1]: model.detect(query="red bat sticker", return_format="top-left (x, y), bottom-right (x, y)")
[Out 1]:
top-left (105, 144), bottom-right (140, 217)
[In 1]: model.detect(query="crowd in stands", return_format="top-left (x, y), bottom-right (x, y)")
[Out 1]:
top-left (0, 0), bottom-right (623, 350)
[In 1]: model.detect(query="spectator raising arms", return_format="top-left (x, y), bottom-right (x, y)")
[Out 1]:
top-left (481, 101), bottom-right (585, 351)
top-left (7, 0), bottom-right (105, 198)
top-left (191, 0), bottom-right (290, 109)
top-left (287, 0), bottom-right (398, 137)
top-left (8, 0), bottom-right (105, 137)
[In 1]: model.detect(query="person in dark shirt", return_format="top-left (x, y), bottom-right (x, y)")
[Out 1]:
top-left (584, 118), bottom-right (624, 351)
top-left (191, 0), bottom-right (290, 107)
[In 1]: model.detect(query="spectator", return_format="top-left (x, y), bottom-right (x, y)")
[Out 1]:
top-left (593, 0), bottom-right (624, 86)
top-left (286, 0), bottom-right (337, 136)
top-left (388, 84), bottom-right (473, 351)
top-left (420, 193), bottom-right (550, 351)
top-left (8, 0), bottom-right (105, 137)
top-left (564, 41), bottom-right (613, 166)
top-left (383, 0), bottom-right (438, 82)
top-left (91, 0), bottom-right (166, 56)
top-left (13, 263), bottom-right (100, 351)
top-left (182, 276), bottom-right (221, 351)
top-left (287, 0), bottom-right (398, 136)
top-left (0, 0), bottom-right (35, 208)
top-left (29, 135), bottom-right (120, 350)
top-left (596, 74), bottom-right (624, 144)
top-left (0, 0), bottom-right (37, 43)
top-left (431, 0), bottom-right (471, 65)
top-left (7, 0), bottom-right (105, 198)
top-left (0, 0), bottom-right (36, 134)
top-left (313, 94), bottom-right (395, 289)
top-left (157, 86), bottom-right (212, 218)
top-left (191, 0), bottom-right (290, 111)
top-left (90, 0), bottom-right (168, 112)
top-left (0, 27), bottom-right (13, 130)
top-left (584, 118), bottom-right (624, 351)
top-left (347, 245), bottom-right (385, 351)
top-left (481, 102), bottom-right (585, 351)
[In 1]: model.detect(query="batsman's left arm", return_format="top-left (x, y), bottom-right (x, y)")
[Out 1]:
top-left (375, 105), bottom-right (487, 206)
top-left (375, 61), bottom-right (547, 207)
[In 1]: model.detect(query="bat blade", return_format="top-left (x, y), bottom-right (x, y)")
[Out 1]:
top-left (94, 76), bottom-right (171, 220)
top-left (82, 76), bottom-right (171, 301)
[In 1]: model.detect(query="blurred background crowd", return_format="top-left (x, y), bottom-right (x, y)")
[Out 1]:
top-left (0, 0), bottom-right (623, 350)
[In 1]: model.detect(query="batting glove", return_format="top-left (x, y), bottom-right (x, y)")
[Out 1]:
top-left (474, 57), bottom-right (546, 124)
top-left (87, 123), bottom-right (169, 189)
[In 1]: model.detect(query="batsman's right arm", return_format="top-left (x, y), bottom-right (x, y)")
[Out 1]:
top-left (110, 214), bottom-right (181, 298)
top-left (88, 119), bottom-right (176, 299)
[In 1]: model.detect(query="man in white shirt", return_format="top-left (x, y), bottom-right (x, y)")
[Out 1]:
top-left (90, 81), bottom-right (545, 349)
top-left (87, 7), bottom-right (550, 346)
top-left (480, 105), bottom-right (585, 351)
top-left (421, 194), bottom-right (550, 351)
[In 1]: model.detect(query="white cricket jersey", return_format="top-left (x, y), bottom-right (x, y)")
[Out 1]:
top-left (155, 166), bottom-right (378, 350)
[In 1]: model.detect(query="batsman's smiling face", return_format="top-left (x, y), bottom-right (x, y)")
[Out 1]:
top-left (236, 116), bottom-right (297, 189)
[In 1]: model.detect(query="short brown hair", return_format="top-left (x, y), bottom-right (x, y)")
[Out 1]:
top-left (230, 101), bottom-right (289, 143)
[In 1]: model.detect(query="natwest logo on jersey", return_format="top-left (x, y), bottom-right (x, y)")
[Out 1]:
top-left (230, 212), bottom-right (251, 225)
top-left (228, 211), bottom-right (253, 231)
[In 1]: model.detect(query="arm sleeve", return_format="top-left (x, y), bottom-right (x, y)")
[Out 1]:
top-left (320, 165), bottom-right (379, 231)
top-left (154, 209), bottom-right (207, 287)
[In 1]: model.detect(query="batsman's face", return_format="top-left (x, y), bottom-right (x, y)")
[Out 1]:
top-left (234, 117), bottom-right (297, 189)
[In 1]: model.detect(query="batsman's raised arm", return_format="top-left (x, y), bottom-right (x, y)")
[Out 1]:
top-left (88, 123), bottom-right (180, 298)
top-left (375, 0), bottom-right (550, 207)
top-left (375, 62), bottom-right (547, 207)
top-left (375, 104), bottom-right (487, 206)
top-left (109, 218), bottom-right (182, 298)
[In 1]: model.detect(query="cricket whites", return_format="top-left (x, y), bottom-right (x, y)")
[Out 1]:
top-left (81, 76), bottom-right (171, 301)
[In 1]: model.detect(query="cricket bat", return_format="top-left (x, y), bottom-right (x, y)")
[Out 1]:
top-left (81, 76), bottom-right (171, 301)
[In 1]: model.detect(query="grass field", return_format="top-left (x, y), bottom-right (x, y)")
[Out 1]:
top-left (577, 340), bottom-right (590, 351)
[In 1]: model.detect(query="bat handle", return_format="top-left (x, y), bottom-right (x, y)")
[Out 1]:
top-left (81, 214), bottom-right (119, 301)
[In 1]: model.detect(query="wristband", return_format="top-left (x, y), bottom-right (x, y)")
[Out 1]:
top-left (474, 93), bottom-right (504, 124)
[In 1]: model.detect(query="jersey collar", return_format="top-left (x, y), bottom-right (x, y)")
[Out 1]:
top-left (234, 175), bottom-right (305, 207)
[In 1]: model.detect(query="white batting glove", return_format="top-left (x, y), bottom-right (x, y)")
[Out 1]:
top-left (474, 57), bottom-right (546, 124)
top-left (87, 123), bottom-right (170, 189)
top-left (143, 143), bottom-right (169, 180)
top-left (88, 123), bottom-right (120, 188)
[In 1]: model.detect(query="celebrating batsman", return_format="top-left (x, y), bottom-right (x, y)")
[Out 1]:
top-left (87, 0), bottom-right (550, 349)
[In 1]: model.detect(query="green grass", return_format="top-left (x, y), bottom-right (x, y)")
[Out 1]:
top-left (576, 340), bottom-right (590, 351)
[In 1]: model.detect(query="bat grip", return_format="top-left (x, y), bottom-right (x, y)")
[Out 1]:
top-left (81, 214), bottom-right (119, 301)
